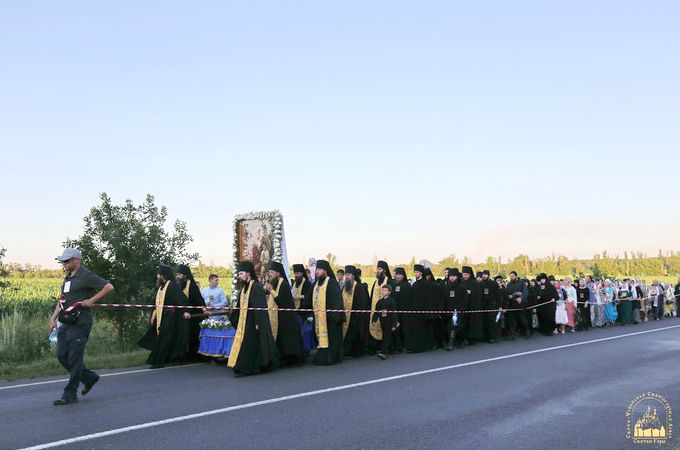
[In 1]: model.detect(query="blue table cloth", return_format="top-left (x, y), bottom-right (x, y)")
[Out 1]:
top-left (198, 327), bottom-right (236, 357)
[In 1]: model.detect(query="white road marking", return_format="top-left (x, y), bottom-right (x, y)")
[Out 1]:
top-left (19, 323), bottom-right (680, 450)
top-left (0, 363), bottom-right (202, 391)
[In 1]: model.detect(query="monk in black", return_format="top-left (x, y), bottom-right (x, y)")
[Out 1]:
top-left (139, 264), bottom-right (190, 369)
top-left (460, 266), bottom-right (484, 344)
top-left (535, 273), bottom-right (558, 336)
top-left (301, 260), bottom-right (345, 365)
top-left (404, 264), bottom-right (433, 353)
top-left (176, 264), bottom-right (206, 361)
top-left (342, 265), bottom-right (369, 357)
top-left (392, 268), bottom-right (412, 353)
top-left (481, 271), bottom-right (505, 343)
top-left (265, 261), bottom-right (304, 366)
top-left (576, 278), bottom-right (591, 330)
top-left (441, 268), bottom-right (467, 350)
top-left (228, 261), bottom-right (279, 377)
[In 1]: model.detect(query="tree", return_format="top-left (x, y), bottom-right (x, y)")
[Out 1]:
top-left (324, 252), bottom-right (339, 271)
top-left (64, 193), bottom-right (198, 349)
top-left (0, 246), bottom-right (9, 288)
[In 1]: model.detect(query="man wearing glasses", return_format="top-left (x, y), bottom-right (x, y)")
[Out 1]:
top-left (49, 248), bottom-right (114, 405)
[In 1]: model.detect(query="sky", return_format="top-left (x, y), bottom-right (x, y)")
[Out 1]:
top-left (1, 1), bottom-right (679, 269)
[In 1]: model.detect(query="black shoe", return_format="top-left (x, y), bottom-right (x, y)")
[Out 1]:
top-left (81, 375), bottom-right (100, 396)
top-left (53, 397), bottom-right (78, 406)
top-left (377, 352), bottom-right (387, 360)
top-left (233, 371), bottom-right (247, 378)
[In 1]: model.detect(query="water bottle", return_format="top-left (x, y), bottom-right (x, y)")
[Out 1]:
top-left (496, 311), bottom-right (503, 323)
top-left (48, 327), bottom-right (58, 344)
top-left (452, 311), bottom-right (458, 327)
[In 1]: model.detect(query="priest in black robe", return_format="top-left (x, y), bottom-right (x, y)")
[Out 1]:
top-left (176, 264), bottom-right (206, 361)
top-left (404, 264), bottom-right (433, 352)
top-left (480, 270), bottom-right (504, 344)
top-left (460, 266), bottom-right (484, 344)
top-left (265, 261), bottom-right (304, 366)
top-left (392, 268), bottom-right (412, 353)
top-left (441, 268), bottom-right (467, 350)
top-left (535, 273), bottom-right (558, 336)
top-left (425, 267), bottom-right (446, 349)
top-left (228, 261), bottom-right (279, 377)
top-left (138, 264), bottom-right (190, 369)
top-left (301, 260), bottom-right (345, 365)
top-left (342, 265), bottom-right (369, 357)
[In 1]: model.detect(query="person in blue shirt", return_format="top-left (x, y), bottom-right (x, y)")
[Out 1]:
top-left (201, 274), bottom-right (228, 320)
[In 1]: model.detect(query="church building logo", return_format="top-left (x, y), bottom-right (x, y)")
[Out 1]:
top-left (626, 392), bottom-right (672, 445)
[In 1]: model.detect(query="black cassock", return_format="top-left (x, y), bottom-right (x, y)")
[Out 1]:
top-left (461, 278), bottom-right (484, 342)
top-left (392, 280), bottom-right (412, 352)
top-left (301, 276), bottom-right (346, 365)
top-left (273, 278), bottom-right (304, 365)
top-left (404, 279), bottom-right (433, 353)
top-left (441, 280), bottom-right (468, 341)
top-left (138, 282), bottom-right (190, 366)
top-left (178, 278), bottom-right (206, 361)
top-left (536, 282), bottom-right (557, 336)
top-left (431, 280), bottom-right (448, 348)
top-left (480, 279), bottom-right (505, 342)
top-left (343, 282), bottom-right (369, 357)
top-left (229, 282), bottom-right (280, 375)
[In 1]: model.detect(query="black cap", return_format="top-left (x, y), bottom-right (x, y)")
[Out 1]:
top-left (344, 265), bottom-right (358, 277)
top-left (462, 266), bottom-right (474, 276)
top-left (177, 264), bottom-right (194, 280)
top-left (237, 261), bottom-right (257, 280)
top-left (414, 264), bottom-right (424, 273)
top-left (394, 267), bottom-right (406, 277)
top-left (449, 268), bottom-right (461, 278)
top-left (483, 269), bottom-right (490, 276)
top-left (157, 264), bottom-right (173, 279)
top-left (268, 261), bottom-right (286, 278)
top-left (316, 260), bottom-right (335, 279)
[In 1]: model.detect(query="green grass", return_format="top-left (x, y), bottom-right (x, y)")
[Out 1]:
top-left (0, 349), bottom-right (148, 381)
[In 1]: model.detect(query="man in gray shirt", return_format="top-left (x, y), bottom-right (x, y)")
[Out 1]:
top-left (49, 248), bottom-right (114, 405)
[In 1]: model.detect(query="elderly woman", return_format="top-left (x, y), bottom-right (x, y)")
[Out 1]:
top-left (563, 278), bottom-right (577, 333)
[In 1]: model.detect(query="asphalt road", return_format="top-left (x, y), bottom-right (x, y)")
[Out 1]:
top-left (2, 319), bottom-right (679, 450)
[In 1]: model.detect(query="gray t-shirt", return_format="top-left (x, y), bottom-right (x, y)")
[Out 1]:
top-left (60, 267), bottom-right (108, 322)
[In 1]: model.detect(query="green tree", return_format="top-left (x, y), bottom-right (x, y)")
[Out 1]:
top-left (65, 193), bottom-right (198, 349)
top-left (0, 246), bottom-right (9, 288)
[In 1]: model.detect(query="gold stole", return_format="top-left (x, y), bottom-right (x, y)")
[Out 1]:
top-left (369, 278), bottom-right (388, 340)
top-left (342, 283), bottom-right (356, 339)
top-left (154, 281), bottom-right (170, 334)
top-left (268, 278), bottom-right (281, 340)
top-left (313, 279), bottom-right (330, 349)
top-left (182, 279), bottom-right (192, 298)
top-left (228, 280), bottom-right (253, 368)
top-left (292, 280), bottom-right (305, 308)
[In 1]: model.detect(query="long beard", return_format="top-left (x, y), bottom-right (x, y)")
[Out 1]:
top-left (377, 273), bottom-right (385, 283)
top-left (344, 279), bottom-right (354, 293)
top-left (294, 276), bottom-right (302, 285)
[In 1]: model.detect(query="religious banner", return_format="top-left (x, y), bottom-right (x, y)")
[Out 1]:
top-left (231, 210), bottom-right (290, 302)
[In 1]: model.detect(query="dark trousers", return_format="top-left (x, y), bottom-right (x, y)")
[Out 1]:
top-left (57, 321), bottom-right (98, 400)
top-left (379, 320), bottom-right (393, 354)
top-left (483, 312), bottom-right (501, 341)
top-left (506, 310), bottom-right (529, 337)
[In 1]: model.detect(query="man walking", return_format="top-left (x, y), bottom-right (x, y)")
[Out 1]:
top-left (50, 248), bottom-right (114, 405)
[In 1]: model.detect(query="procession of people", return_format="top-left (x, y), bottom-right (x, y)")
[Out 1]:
top-left (140, 259), bottom-right (680, 377)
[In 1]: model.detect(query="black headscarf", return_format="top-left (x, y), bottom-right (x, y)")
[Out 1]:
top-left (316, 260), bottom-right (336, 280)
top-left (377, 260), bottom-right (392, 279)
top-left (157, 264), bottom-right (173, 280)
top-left (237, 261), bottom-right (258, 281)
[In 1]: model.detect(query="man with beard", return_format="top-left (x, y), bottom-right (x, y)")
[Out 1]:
top-left (368, 261), bottom-right (394, 352)
top-left (480, 270), bottom-right (503, 344)
top-left (504, 271), bottom-right (529, 339)
top-left (301, 260), bottom-right (346, 365)
top-left (460, 266), bottom-right (484, 344)
top-left (139, 264), bottom-right (190, 369)
top-left (342, 265), bottom-right (369, 357)
top-left (404, 264), bottom-right (433, 352)
top-left (264, 261), bottom-right (304, 366)
top-left (228, 261), bottom-right (279, 377)
top-left (535, 273), bottom-right (558, 336)
top-left (291, 263), bottom-right (315, 353)
top-left (441, 268), bottom-right (467, 350)
top-left (176, 265), bottom-right (207, 361)
top-left (391, 267), bottom-right (412, 353)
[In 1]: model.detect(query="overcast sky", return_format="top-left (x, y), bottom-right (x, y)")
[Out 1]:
top-left (2, 1), bottom-right (679, 269)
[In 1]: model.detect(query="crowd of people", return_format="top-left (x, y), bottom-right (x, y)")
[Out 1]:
top-left (142, 259), bottom-right (680, 377)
